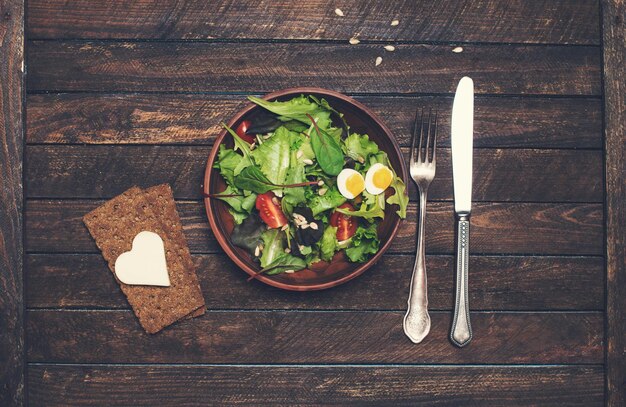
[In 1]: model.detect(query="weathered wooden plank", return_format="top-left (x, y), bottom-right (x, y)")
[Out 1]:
top-left (26, 94), bottom-right (603, 148)
top-left (25, 253), bottom-right (604, 311)
top-left (24, 145), bottom-right (603, 202)
top-left (24, 200), bottom-right (603, 256)
top-left (26, 0), bottom-right (600, 45)
top-left (26, 41), bottom-right (601, 95)
top-left (28, 365), bottom-right (604, 406)
top-left (0, 0), bottom-right (24, 404)
top-left (602, 1), bottom-right (626, 405)
top-left (25, 310), bottom-right (603, 364)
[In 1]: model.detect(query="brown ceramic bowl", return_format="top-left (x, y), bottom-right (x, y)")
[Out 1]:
top-left (204, 87), bottom-right (407, 291)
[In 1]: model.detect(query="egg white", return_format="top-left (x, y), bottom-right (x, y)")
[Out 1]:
top-left (336, 168), bottom-right (364, 199)
top-left (365, 163), bottom-right (393, 195)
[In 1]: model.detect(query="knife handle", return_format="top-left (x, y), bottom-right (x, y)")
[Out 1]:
top-left (451, 215), bottom-right (472, 347)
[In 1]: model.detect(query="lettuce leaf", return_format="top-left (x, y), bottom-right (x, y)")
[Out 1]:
top-left (251, 126), bottom-right (291, 185)
top-left (319, 226), bottom-right (339, 261)
top-left (345, 223), bottom-right (380, 263)
top-left (386, 175), bottom-right (409, 218)
top-left (248, 95), bottom-right (332, 130)
top-left (264, 253), bottom-right (307, 275)
top-left (308, 186), bottom-right (347, 216)
top-left (260, 229), bottom-right (285, 268)
top-left (214, 145), bottom-right (242, 186)
top-left (337, 193), bottom-right (385, 220)
top-left (343, 133), bottom-right (379, 163)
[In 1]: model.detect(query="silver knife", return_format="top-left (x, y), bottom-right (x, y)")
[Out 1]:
top-left (450, 76), bottom-right (474, 347)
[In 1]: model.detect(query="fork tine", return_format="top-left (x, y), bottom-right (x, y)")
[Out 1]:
top-left (425, 109), bottom-right (433, 162)
top-left (417, 109), bottom-right (425, 162)
top-left (431, 111), bottom-right (438, 163)
top-left (410, 108), bottom-right (420, 164)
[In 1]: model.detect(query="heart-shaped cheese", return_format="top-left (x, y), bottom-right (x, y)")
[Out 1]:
top-left (114, 231), bottom-right (171, 287)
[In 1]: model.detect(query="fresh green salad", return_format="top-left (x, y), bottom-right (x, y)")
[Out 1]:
top-left (209, 94), bottom-right (408, 278)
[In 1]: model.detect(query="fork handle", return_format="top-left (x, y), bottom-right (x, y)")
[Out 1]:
top-left (451, 215), bottom-right (472, 347)
top-left (403, 191), bottom-right (431, 343)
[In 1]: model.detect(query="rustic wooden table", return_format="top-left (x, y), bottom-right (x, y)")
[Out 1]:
top-left (1, 1), bottom-right (624, 405)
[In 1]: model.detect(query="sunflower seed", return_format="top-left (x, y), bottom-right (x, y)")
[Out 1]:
top-left (318, 187), bottom-right (328, 196)
top-left (298, 245), bottom-right (305, 252)
top-left (281, 224), bottom-right (289, 231)
top-left (357, 156), bottom-right (365, 163)
top-left (303, 158), bottom-right (314, 165)
top-left (296, 150), bottom-right (303, 159)
top-left (284, 248), bottom-right (291, 253)
top-left (273, 190), bottom-right (283, 197)
top-left (284, 269), bottom-right (296, 274)
top-left (349, 38), bottom-right (360, 45)
top-left (317, 180), bottom-right (325, 186)
top-left (384, 45), bottom-right (395, 52)
top-left (309, 222), bottom-right (318, 230)
top-left (301, 223), bottom-right (310, 229)
top-left (272, 197), bottom-right (280, 205)
top-left (249, 142), bottom-right (256, 150)
top-left (452, 46), bottom-right (463, 53)
top-left (254, 245), bottom-right (261, 257)
top-left (375, 56), bottom-right (382, 66)
top-left (335, 8), bottom-right (344, 16)
top-left (391, 19), bottom-right (399, 26)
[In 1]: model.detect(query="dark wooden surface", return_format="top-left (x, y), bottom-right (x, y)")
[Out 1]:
top-left (12, 0), bottom-right (623, 405)
top-left (602, 1), bottom-right (626, 406)
top-left (0, 0), bottom-right (24, 405)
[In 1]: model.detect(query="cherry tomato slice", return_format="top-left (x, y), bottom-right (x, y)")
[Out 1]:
top-left (255, 192), bottom-right (288, 229)
top-left (235, 120), bottom-right (256, 144)
top-left (330, 203), bottom-right (358, 241)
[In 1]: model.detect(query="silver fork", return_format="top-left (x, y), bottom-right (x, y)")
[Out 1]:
top-left (403, 109), bottom-right (437, 343)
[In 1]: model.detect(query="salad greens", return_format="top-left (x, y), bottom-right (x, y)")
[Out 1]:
top-left (212, 94), bottom-right (408, 278)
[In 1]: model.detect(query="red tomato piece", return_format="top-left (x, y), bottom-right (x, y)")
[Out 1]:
top-left (330, 203), bottom-right (358, 241)
top-left (255, 192), bottom-right (288, 228)
top-left (235, 120), bottom-right (256, 144)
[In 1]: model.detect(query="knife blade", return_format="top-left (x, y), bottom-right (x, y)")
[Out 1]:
top-left (450, 76), bottom-right (474, 347)
top-left (451, 76), bottom-right (474, 215)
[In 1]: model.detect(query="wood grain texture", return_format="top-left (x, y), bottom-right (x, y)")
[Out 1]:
top-left (26, 41), bottom-right (602, 95)
top-left (25, 200), bottom-right (603, 256)
top-left (26, 310), bottom-right (603, 364)
top-left (26, 94), bottom-right (603, 148)
top-left (27, 365), bottom-right (604, 406)
top-left (24, 145), bottom-right (603, 202)
top-left (26, 0), bottom-right (600, 45)
top-left (602, 0), bottom-right (626, 405)
top-left (0, 0), bottom-right (24, 404)
top-left (25, 253), bottom-right (604, 311)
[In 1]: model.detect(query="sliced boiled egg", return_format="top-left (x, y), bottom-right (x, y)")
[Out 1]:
top-left (337, 168), bottom-right (365, 199)
top-left (365, 163), bottom-right (393, 195)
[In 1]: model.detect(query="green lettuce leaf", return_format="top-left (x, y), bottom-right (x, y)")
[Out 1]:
top-left (386, 175), bottom-right (409, 218)
top-left (308, 186), bottom-right (347, 216)
top-left (248, 95), bottom-right (332, 130)
top-left (214, 145), bottom-right (242, 186)
top-left (343, 133), bottom-right (379, 163)
top-left (213, 186), bottom-right (256, 214)
top-left (260, 229), bottom-right (286, 268)
top-left (264, 253), bottom-right (307, 275)
top-left (251, 126), bottom-right (291, 185)
top-left (344, 223), bottom-right (380, 263)
top-left (233, 166), bottom-right (276, 194)
top-left (319, 226), bottom-right (339, 261)
top-left (337, 193), bottom-right (385, 220)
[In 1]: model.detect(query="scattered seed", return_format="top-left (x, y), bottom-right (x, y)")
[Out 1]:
top-left (301, 223), bottom-right (310, 229)
top-left (391, 19), bottom-right (399, 26)
top-left (357, 156), bottom-right (365, 164)
top-left (302, 158), bottom-right (314, 165)
top-left (384, 45), bottom-right (395, 52)
top-left (298, 245), bottom-right (305, 252)
top-left (262, 134), bottom-right (271, 139)
top-left (254, 245), bottom-right (261, 257)
top-left (274, 190), bottom-right (283, 197)
top-left (318, 187), bottom-right (328, 196)
top-left (284, 248), bottom-right (291, 253)
top-left (284, 269), bottom-right (295, 274)
top-left (296, 150), bottom-right (303, 159)
top-left (272, 197), bottom-right (280, 205)
top-left (335, 8), bottom-right (344, 16)
top-left (317, 180), bottom-right (325, 186)
top-left (349, 37), bottom-right (360, 45)
top-left (375, 56), bottom-right (382, 66)
top-left (452, 46), bottom-right (463, 53)
top-left (249, 142), bottom-right (256, 150)
top-left (309, 222), bottom-right (318, 230)
top-left (281, 224), bottom-right (289, 231)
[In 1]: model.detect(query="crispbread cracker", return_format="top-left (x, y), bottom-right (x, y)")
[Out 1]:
top-left (83, 185), bottom-right (205, 333)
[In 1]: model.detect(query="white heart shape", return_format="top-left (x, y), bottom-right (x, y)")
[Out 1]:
top-left (114, 231), bottom-right (171, 287)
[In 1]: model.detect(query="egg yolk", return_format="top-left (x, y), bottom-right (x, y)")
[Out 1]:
top-left (346, 173), bottom-right (365, 197)
top-left (372, 168), bottom-right (393, 190)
